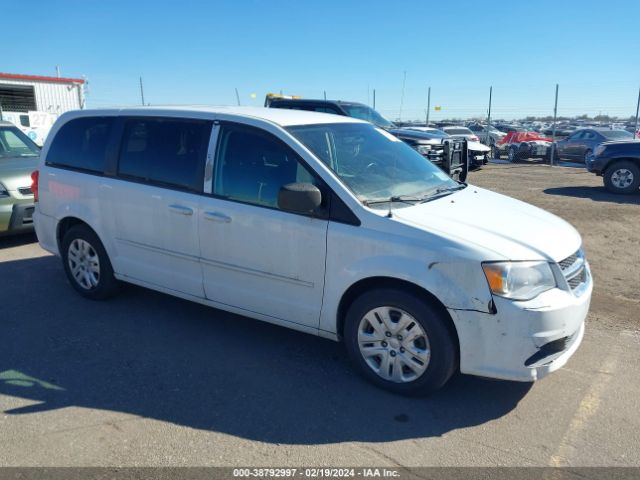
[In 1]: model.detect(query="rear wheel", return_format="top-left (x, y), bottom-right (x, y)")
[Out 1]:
top-left (603, 161), bottom-right (640, 194)
top-left (583, 149), bottom-right (592, 163)
top-left (344, 288), bottom-right (457, 396)
top-left (61, 225), bottom-right (119, 299)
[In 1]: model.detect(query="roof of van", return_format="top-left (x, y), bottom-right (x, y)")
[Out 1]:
top-left (71, 106), bottom-right (364, 127)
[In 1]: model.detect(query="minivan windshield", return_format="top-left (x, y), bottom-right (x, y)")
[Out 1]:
top-left (287, 123), bottom-right (460, 208)
top-left (0, 126), bottom-right (40, 158)
top-left (340, 105), bottom-right (395, 129)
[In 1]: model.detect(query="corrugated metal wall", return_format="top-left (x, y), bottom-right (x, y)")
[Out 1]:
top-left (0, 78), bottom-right (83, 113)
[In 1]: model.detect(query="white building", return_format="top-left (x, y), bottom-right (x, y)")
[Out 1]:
top-left (0, 72), bottom-right (85, 145)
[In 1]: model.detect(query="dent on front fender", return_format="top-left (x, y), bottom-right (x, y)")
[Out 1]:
top-left (428, 261), bottom-right (494, 313)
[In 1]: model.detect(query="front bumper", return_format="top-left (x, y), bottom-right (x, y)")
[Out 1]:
top-left (0, 197), bottom-right (35, 234)
top-left (585, 154), bottom-right (604, 175)
top-left (448, 272), bottom-right (592, 382)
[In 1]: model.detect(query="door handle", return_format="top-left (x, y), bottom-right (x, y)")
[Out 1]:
top-left (168, 204), bottom-right (194, 216)
top-left (204, 211), bottom-right (232, 223)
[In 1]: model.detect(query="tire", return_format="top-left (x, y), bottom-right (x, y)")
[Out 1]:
top-left (507, 146), bottom-right (518, 162)
top-left (583, 149), bottom-right (592, 163)
top-left (603, 161), bottom-right (640, 194)
top-left (344, 288), bottom-right (457, 396)
top-left (491, 144), bottom-right (500, 159)
top-left (61, 224), bottom-right (120, 300)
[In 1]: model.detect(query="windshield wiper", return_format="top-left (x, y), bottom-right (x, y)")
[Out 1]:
top-left (419, 184), bottom-right (467, 202)
top-left (363, 195), bottom-right (426, 207)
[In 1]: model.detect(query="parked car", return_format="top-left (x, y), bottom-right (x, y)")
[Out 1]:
top-left (543, 124), bottom-right (578, 138)
top-left (493, 123), bottom-right (521, 134)
top-left (441, 126), bottom-right (479, 142)
top-left (0, 121), bottom-right (40, 235)
top-left (555, 128), bottom-right (634, 163)
top-left (387, 127), bottom-right (469, 177)
top-left (496, 131), bottom-right (553, 161)
top-left (34, 107), bottom-right (591, 395)
top-left (467, 123), bottom-right (506, 146)
top-left (402, 126), bottom-right (490, 169)
top-left (586, 139), bottom-right (640, 194)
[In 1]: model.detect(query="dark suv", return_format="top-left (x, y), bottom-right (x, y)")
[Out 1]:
top-left (586, 140), bottom-right (640, 194)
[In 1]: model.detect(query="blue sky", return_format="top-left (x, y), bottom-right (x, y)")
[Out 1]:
top-left (4, 0), bottom-right (639, 120)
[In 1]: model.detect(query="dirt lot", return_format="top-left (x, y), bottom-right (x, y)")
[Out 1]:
top-left (471, 162), bottom-right (640, 331)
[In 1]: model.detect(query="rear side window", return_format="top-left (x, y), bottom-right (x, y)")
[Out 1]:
top-left (47, 117), bottom-right (114, 173)
top-left (117, 118), bottom-right (212, 191)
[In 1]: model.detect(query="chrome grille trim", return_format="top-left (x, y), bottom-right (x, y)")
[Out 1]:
top-left (559, 248), bottom-right (588, 296)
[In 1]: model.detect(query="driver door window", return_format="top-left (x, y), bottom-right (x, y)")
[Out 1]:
top-left (213, 123), bottom-right (318, 210)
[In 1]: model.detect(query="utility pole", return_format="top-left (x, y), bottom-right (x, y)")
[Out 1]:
top-left (323, 90), bottom-right (327, 100)
top-left (235, 88), bottom-right (241, 106)
top-left (55, 66), bottom-right (61, 78)
top-left (373, 89), bottom-right (376, 110)
top-left (549, 84), bottom-right (559, 166)
top-left (486, 86), bottom-right (493, 144)
top-left (426, 86), bottom-right (431, 126)
top-left (634, 86), bottom-right (640, 139)
top-left (399, 70), bottom-right (407, 121)
top-left (139, 77), bottom-right (145, 106)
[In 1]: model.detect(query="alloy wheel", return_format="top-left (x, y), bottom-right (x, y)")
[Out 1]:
top-left (611, 168), bottom-right (634, 189)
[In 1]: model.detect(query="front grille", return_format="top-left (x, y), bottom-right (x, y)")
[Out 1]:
top-left (18, 187), bottom-right (33, 196)
top-left (559, 249), bottom-right (588, 295)
top-left (568, 268), bottom-right (587, 289)
top-left (559, 254), bottom-right (577, 270)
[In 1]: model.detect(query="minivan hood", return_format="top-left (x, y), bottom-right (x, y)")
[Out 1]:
top-left (0, 156), bottom-right (39, 191)
top-left (391, 186), bottom-right (581, 262)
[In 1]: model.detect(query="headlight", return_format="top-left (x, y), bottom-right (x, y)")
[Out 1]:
top-left (0, 183), bottom-right (9, 198)
top-left (594, 145), bottom-right (606, 157)
top-left (482, 261), bottom-right (556, 300)
top-left (416, 145), bottom-right (433, 155)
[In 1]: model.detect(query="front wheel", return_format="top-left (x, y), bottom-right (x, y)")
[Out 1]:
top-left (603, 161), bottom-right (640, 194)
top-left (344, 289), bottom-right (457, 396)
top-left (61, 225), bottom-right (120, 299)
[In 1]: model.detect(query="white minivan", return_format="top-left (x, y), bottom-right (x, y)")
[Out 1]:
top-left (32, 107), bottom-right (592, 395)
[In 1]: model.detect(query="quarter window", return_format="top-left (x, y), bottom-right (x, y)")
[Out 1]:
top-left (213, 124), bottom-right (318, 209)
top-left (117, 118), bottom-right (212, 191)
top-left (46, 117), bottom-right (114, 173)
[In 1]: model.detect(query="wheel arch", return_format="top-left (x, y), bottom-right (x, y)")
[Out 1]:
top-left (56, 216), bottom-right (99, 252)
top-left (336, 276), bottom-right (460, 356)
top-left (604, 156), bottom-right (640, 171)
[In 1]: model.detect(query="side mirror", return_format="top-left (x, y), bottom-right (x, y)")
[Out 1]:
top-left (277, 183), bottom-right (322, 214)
